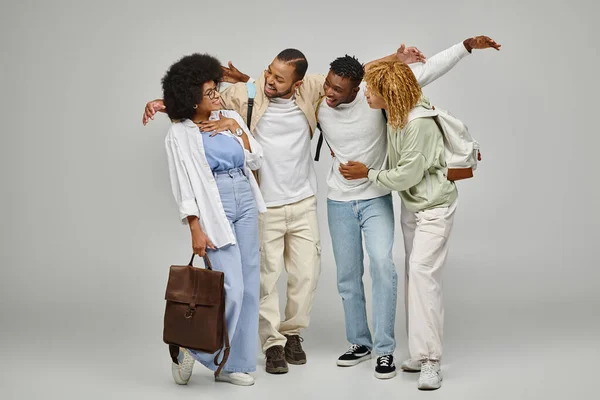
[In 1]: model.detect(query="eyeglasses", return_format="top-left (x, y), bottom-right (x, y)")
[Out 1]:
top-left (204, 87), bottom-right (219, 100)
top-left (204, 86), bottom-right (219, 100)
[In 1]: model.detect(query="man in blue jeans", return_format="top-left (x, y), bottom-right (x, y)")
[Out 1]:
top-left (318, 36), bottom-right (499, 379)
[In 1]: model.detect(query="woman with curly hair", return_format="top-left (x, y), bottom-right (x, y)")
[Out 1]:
top-left (339, 60), bottom-right (459, 391)
top-left (162, 53), bottom-right (265, 386)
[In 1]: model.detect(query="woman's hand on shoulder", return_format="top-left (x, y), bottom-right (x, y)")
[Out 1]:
top-left (197, 111), bottom-right (241, 136)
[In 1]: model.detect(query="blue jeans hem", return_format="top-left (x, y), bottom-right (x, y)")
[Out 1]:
top-left (198, 359), bottom-right (256, 373)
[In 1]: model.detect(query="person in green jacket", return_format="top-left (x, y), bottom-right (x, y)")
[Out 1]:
top-left (339, 60), bottom-right (458, 391)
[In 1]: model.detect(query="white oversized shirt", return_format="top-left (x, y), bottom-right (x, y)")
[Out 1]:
top-left (165, 110), bottom-right (266, 248)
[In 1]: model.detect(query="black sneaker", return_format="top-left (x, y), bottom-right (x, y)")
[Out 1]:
top-left (336, 344), bottom-right (372, 367)
top-left (375, 355), bottom-right (396, 379)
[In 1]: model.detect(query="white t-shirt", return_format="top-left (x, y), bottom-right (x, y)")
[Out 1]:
top-left (317, 82), bottom-right (391, 201)
top-left (253, 96), bottom-right (317, 207)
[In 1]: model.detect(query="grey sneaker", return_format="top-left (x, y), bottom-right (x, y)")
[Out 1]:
top-left (418, 359), bottom-right (442, 390)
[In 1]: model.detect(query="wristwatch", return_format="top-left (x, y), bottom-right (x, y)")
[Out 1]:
top-left (234, 127), bottom-right (244, 137)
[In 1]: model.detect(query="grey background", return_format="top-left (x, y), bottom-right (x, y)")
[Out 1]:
top-left (1, 0), bottom-right (599, 399)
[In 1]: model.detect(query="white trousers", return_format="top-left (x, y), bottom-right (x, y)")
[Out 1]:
top-left (401, 199), bottom-right (457, 361)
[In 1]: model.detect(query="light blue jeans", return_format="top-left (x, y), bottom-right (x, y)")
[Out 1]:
top-left (327, 194), bottom-right (397, 356)
top-left (189, 169), bottom-right (260, 373)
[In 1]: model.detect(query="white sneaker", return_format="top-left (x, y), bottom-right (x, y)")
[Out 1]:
top-left (171, 348), bottom-right (195, 385)
top-left (401, 358), bottom-right (422, 372)
top-left (418, 360), bottom-right (442, 390)
top-left (215, 372), bottom-right (255, 386)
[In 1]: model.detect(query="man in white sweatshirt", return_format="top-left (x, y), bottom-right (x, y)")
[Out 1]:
top-left (317, 35), bottom-right (500, 380)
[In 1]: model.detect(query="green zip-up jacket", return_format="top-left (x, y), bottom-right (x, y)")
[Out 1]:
top-left (367, 98), bottom-right (457, 212)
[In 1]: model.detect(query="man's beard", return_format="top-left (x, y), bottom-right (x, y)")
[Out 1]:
top-left (265, 83), bottom-right (295, 99)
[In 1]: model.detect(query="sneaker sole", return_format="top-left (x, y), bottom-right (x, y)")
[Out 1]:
top-left (418, 382), bottom-right (442, 391)
top-left (418, 375), bottom-right (443, 390)
top-left (286, 357), bottom-right (306, 365)
top-left (215, 376), bottom-right (255, 386)
top-left (336, 354), bottom-right (372, 367)
top-left (265, 366), bottom-right (289, 374)
top-left (374, 370), bottom-right (397, 380)
top-left (171, 363), bottom-right (191, 385)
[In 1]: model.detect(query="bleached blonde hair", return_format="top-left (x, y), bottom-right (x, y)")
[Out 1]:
top-left (364, 60), bottom-right (422, 129)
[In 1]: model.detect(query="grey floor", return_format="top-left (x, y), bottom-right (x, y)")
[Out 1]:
top-left (3, 301), bottom-right (598, 400)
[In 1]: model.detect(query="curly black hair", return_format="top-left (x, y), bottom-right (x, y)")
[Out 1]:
top-left (329, 55), bottom-right (364, 85)
top-left (161, 53), bottom-right (223, 120)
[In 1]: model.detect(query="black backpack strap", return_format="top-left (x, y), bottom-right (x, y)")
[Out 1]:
top-left (314, 123), bottom-right (324, 161)
top-left (381, 109), bottom-right (388, 122)
top-left (247, 98), bottom-right (254, 126)
top-left (245, 81), bottom-right (256, 127)
top-left (313, 95), bottom-right (329, 162)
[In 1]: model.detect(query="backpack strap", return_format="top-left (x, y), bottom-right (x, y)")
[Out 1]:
top-left (407, 106), bottom-right (438, 124)
top-left (314, 122), bottom-right (325, 161)
top-left (213, 296), bottom-right (231, 378)
top-left (246, 81), bottom-right (256, 126)
top-left (314, 95), bottom-right (329, 162)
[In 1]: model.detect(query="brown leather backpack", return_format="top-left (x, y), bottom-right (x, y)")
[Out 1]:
top-left (163, 254), bottom-right (230, 377)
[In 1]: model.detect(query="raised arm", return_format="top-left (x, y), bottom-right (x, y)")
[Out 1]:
top-left (364, 44), bottom-right (427, 72)
top-left (409, 35), bottom-right (501, 88)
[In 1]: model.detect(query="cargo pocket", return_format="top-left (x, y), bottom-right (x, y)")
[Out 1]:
top-left (305, 202), bottom-right (322, 293)
top-left (418, 206), bottom-right (452, 238)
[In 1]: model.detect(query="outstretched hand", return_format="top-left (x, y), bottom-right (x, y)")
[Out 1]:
top-left (464, 35), bottom-right (501, 52)
top-left (221, 61), bottom-right (250, 83)
top-left (142, 99), bottom-right (166, 126)
top-left (396, 44), bottom-right (427, 64)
